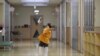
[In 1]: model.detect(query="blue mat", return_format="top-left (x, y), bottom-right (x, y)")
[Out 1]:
top-left (0, 41), bottom-right (13, 46)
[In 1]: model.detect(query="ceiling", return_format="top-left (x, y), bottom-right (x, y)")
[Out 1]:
top-left (7, 0), bottom-right (62, 6)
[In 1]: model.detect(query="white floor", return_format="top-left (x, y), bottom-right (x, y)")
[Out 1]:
top-left (0, 40), bottom-right (82, 56)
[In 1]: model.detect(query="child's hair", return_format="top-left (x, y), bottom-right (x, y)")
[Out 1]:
top-left (0, 26), bottom-right (3, 30)
top-left (47, 23), bottom-right (52, 28)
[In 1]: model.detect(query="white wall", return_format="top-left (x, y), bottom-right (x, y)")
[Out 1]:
top-left (0, 0), bottom-right (3, 3)
top-left (4, 1), bottom-right (11, 41)
top-left (13, 6), bottom-right (57, 26)
top-left (66, 2), bottom-right (71, 27)
top-left (95, 0), bottom-right (100, 27)
top-left (0, 4), bottom-right (3, 25)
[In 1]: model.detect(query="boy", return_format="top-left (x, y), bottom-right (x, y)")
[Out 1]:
top-left (38, 23), bottom-right (52, 56)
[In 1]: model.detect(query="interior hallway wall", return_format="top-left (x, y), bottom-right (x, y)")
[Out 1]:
top-left (71, 0), bottom-right (78, 50)
top-left (0, 0), bottom-right (3, 3)
top-left (95, 0), bottom-right (100, 27)
top-left (13, 6), bottom-right (57, 26)
top-left (62, 0), bottom-right (67, 44)
top-left (66, 3), bottom-right (71, 27)
top-left (66, 2), bottom-right (71, 47)
top-left (94, 0), bottom-right (100, 31)
top-left (58, 0), bottom-right (67, 44)
top-left (0, 4), bottom-right (3, 24)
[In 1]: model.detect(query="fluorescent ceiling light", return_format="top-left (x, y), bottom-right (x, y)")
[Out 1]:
top-left (23, 3), bottom-right (48, 6)
top-left (22, 0), bottom-right (49, 6)
top-left (21, 0), bottom-right (49, 3)
top-left (35, 12), bottom-right (39, 15)
top-left (0, 30), bottom-right (2, 33)
top-left (34, 10), bottom-right (39, 13)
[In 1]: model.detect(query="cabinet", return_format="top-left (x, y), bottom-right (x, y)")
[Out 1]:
top-left (14, 28), bottom-right (31, 40)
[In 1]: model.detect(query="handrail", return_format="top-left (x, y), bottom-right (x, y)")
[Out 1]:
top-left (85, 31), bottom-right (100, 34)
top-left (84, 31), bottom-right (100, 56)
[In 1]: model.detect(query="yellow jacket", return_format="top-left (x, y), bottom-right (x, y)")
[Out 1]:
top-left (38, 26), bottom-right (51, 44)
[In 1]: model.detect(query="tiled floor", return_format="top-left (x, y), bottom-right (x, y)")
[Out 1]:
top-left (0, 40), bottom-right (82, 56)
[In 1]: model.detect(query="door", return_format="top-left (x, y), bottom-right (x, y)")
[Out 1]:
top-left (30, 15), bottom-right (43, 39)
top-left (71, 0), bottom-right (78, 50)
top-left (4, 1), bottom-right (11, 41)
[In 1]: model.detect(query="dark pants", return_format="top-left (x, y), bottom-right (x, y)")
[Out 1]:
top-left (2, 36), bottom-right (4, 41)
top-left (39, 41), bottom-right (48, 47)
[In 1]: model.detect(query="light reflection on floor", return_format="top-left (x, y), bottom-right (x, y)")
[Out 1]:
top-left (0, 40), bottom-right (82, 56)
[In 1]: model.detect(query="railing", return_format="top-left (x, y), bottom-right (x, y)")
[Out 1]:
top-left (83, 31), bottom-right (100, 56)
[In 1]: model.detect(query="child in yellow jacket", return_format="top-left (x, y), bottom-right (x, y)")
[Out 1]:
top-left (38, 23), bottom-right (52, 56)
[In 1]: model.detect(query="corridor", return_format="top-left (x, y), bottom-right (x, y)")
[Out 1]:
top-left (0, 0), bottom-right (100, 56)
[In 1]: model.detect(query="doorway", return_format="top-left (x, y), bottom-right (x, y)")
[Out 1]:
top-left (30, 15), bottom-right (43, 39)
